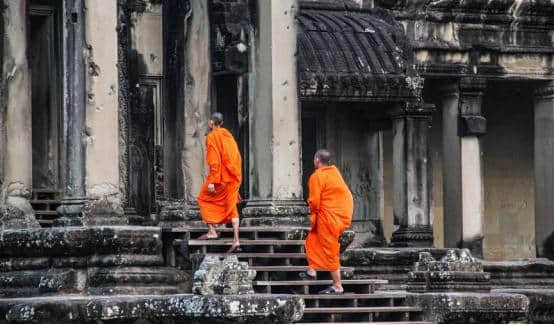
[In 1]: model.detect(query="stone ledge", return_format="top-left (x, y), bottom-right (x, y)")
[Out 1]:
top-left (494, 288), bottom-right (554, 323)
top-left (0, 293), bottom-right (304, 323)
top-left (408, 292), bottom-right (529, 323)
top-left (484, 258), bottom-right (554, 289)
top-left (0, 226), bottom-right (162, 258)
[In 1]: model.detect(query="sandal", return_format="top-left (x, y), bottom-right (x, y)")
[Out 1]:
top-left (319, 286), bottom-right (344, 295)
top-left (298, 271), bottom-right (317, 281)
top-left (227, 243), bottom-right (242, 253)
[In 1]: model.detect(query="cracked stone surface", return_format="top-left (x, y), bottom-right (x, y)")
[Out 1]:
top-left (0, 293), bottom-right (304, 323)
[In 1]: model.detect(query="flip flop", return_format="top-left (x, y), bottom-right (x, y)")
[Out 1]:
top-left (318, 286), bottom-right (344, 295)
top-left (298, 272), bottom-right (317, 281)
top-left (227, 243), bottom-right (242, 253)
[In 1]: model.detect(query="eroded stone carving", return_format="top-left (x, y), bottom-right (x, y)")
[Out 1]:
top-left (193, 255), bottom-right (256, 295)
top-left (409, 249), bottom-right (490, 292)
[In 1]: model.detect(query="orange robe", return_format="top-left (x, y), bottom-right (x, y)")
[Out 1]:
top-left (305, 165), bottom-right (354, 272)
top-left (197, 127), bottom-right (242, 224)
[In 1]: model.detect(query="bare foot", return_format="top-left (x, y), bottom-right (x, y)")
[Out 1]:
top-left (197, 233), bottom-right (219, 240)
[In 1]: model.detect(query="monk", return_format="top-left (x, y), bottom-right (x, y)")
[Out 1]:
top-left (197, 112), bottom-right (243, 253)
top-left (299, 149), bottom-right (354, 294)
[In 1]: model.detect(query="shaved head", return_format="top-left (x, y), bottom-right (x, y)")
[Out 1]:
top-left (315, 149), bottom-right (331, 166)
top-left (211, 112), bottom-right (224, 126)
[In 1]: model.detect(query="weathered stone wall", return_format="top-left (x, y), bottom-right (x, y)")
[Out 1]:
top-left (84, 0), bottom-right (123, 220)
top-left (377, 0), bottom-right (554, 80)
top-left (482, 81), bottom-right (535, 260)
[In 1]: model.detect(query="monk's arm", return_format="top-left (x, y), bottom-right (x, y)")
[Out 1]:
top-left (307, 173), bottom-right (322, 226)
top-left (205, 139), bottom-right (222, 185)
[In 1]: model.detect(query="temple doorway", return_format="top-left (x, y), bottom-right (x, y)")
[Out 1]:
top-left (28, 1), bottom-right (63, 226)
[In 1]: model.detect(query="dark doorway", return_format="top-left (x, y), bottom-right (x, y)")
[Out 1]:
top-left (213, 75), bottom-right (249, 199)
top-left (301, 106), bottom-right (324, 200)
top-left (29, 3), bottom-right (62, 192)
top-left (128, 81), bottom-right (160, 217)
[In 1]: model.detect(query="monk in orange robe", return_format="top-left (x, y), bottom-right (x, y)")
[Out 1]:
top-left (300, 149), bottom-right (353, 294)
top-left (197, 112), bottom-right (242, 253)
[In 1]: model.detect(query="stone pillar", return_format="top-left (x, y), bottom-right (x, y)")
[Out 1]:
top-left (390, 102), bottom-right (434, 247)
top-left (367, 128), bottom-right (385, 246)
top-left (534, 82), bottom-right (554, 258)
top-left (55, 0), bottom-right (87, 226)
top-left (0, 0), bottom-right (40, 228)
top-left (182, 0), bottom-right (212, 212)
top-left (81, 0), bottom-right (124, 225)
top-left (242, 0), bottom-right (309, 226)
top-left (158, 0), bottom-right (212, 227)
top-left (440, 78), bottom-right (486, 257)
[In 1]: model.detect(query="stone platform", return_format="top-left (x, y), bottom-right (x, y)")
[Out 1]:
top-left (0, 293), bottom-right (304, 323)
top-left (408, 292), bottom-right (529, 323)
top-left (0, 226), bottom-right (188, 297)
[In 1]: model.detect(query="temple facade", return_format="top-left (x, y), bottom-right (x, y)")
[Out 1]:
top-left (2, 0), bottom-right (554, 261)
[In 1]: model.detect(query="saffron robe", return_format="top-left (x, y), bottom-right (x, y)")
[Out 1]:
top-left (197, 127), bottom-right (242, 224)
top-left (305, 165), bottom-right (354, 272)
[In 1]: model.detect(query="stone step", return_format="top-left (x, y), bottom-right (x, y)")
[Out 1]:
top-left (37, 219), bottom-right (54, 226)
top-left (294, 321), bottom-right (435, 325)
top-left (30, 200), bottom-right (61, 204)
top-left (33, 210), bottom-right (58, 216)
top-left (250, 265), bottom-right (354, 281)
top-left (31, 188), bottom-right (60, 193)
top-left (253, 279), bottom-right (387, 294)
top-left (199, 252), bottom-right (306, 258)
top-left (304, 306), bottom-right (421, 314)
top-left (188, 239), bottom-right (305, 246)
top-left (170, 227), bottom-right (309, 233)
top-left (251, 266), bottom-right (352, 272)
top-left (253, 279), bottom-right (387, 286)
top-left (300, 292), bottom-right (407, 300)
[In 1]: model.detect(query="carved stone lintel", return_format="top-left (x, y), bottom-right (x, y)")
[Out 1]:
top-left (241, 200), bottom-right (310, 227)
top-left (390, 101), bottom-right (435, 118)
top-left (439, 77), bottom-right (486, 99)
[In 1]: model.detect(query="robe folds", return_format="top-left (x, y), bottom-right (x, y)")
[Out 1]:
top-left (305, 165), bottom-right (354, 272)
top-left (197, 127), bottom-right (242, 224)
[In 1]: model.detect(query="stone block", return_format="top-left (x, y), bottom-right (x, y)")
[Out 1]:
top-left (495, 289), bottom-right (554, 323)
top-left (0, 293), bottom-right (304, 323)
top-left (408, 292), bottom-right (529, 323)
top-left (408, 249), bottom-right (491, 292)
top-left (87, 266), bottom-right (188, 295)
top-left (193, 255), bottom-right (256, 295)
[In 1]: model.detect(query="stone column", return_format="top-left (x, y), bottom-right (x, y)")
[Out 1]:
top-left (534, 82), bottom-right (554, 258)
top-left (367, 128), bottom-right (385, 246)
top-left (80, 0), bottom-right (124, 225)
top-left (242, 0), bottom-right (309, 226)
top-left (158, 0), bottom-right (212, 227)
top-left (390, 102), bottom-right (434, 247)
top-left (55, 0), bottom-right (87, 226)
top-left (182, 0), bottom-right (212, 213)
top-left (0, 0), bottom-right (40, 228)
top-left (440, 78), bottom-right (486, 257)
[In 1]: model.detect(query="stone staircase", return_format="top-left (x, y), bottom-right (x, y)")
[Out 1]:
top-left (167, 226), bottom-right (424, 323)
top-left (30, 189), bottom-right (61, 227)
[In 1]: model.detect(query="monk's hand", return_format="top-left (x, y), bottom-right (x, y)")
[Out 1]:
top-left (208, 183), bottom-right (215, 193)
